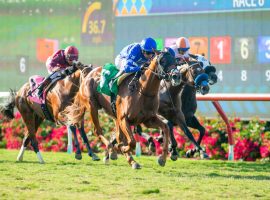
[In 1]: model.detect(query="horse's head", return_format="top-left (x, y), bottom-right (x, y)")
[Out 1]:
top-left (193, 54), bottom-right (218, 85)
top-left (179, 60), bottom-right (210, 95)
top-left (152, 50), bottom-right (181, 86)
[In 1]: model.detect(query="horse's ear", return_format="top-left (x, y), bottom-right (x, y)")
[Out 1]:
top-left (153, 49), bottom-right (160, 55)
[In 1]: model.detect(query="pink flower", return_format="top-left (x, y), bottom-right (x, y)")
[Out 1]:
top-left (260, 146), bottom-right (270, 158)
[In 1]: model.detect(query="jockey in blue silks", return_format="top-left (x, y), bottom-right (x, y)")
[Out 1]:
top-left (109, 37), bottom-right (157, 111)
top-left (114, 37), bottom-right (157, 92)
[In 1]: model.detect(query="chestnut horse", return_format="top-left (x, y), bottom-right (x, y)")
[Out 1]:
top-left (0, 65), bottom-right (99, 163)
top-left (116, 60), bottom-right (210, 160)
top-left (64, 51), bottom-right (181, 169)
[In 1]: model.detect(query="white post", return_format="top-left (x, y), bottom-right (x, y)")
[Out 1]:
top-left (67, 126), bottom-right (73, 154)
top-left (228, 145), bottom-right (234, 161)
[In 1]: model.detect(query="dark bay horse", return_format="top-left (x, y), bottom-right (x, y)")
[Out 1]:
top-left (0, 65), bottom-right (99, 163)
top-left (158, 61), bottom-right (210, 159)
top-left (64, 51), bottom-right (181, 169)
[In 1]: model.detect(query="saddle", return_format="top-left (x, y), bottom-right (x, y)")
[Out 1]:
top-left (97, 63), bottom-right (134, 115)
top-left (28, 67), bottom-right (77, 121)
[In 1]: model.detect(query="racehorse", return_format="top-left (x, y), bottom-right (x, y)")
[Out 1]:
top-left (132, 60), bottom-right (211, 160)
top-left (64, 51), bottom-right (181, 169)
top-left (0, 64), bottom-right (99, 163)
top-left (158, 60), bottom-right (210, 159)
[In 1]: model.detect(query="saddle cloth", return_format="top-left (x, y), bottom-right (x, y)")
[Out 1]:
top-left (97, 63), bottom-right (133, 96)
top-left (28, 75), bottom-right (45, 104)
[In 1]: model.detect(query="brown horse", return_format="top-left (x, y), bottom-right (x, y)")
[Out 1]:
top-left (0, 64), bottom-right (99, 163)
top-left (64, 51), bottom-right (180, 169)
top-left (130, 60), bottom-right (210, 160)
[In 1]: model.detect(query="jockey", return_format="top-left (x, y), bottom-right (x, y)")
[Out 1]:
top-left (170, 37), bottom-right (217, 84)
top-left (170, 37), bottom-right (191, 64)
top-left (37, 46), bottom-right (80, 97)
top-left (114, 37), bottom-right (157, 92)
top-left (164, 47), bottom-right (176, 58)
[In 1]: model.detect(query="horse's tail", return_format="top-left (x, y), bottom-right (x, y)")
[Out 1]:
top-left (0, 89), bottom-right (16, 121)
top-left (61, 91), bottom-right (87, 127)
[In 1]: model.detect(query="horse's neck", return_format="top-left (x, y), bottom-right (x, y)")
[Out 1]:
top-left (139, 60), bottom-right (160, 96)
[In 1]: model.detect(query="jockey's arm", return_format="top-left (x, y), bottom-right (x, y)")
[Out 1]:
top-left (124, 47), bottom-right (141, 73)
top-left (124, 59), bottom-right (140, 73)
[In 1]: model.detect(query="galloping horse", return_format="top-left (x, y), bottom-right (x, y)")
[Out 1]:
top-left (131, 60), bottom-right (210, 160)
top-left (0, 65), bottom-right (99, 163)
top-left (158, 60), bottom-right (210, 159)
top-left (64, 51), bottom-right (181, 169)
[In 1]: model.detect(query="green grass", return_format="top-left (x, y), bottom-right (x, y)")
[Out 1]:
top-left (0, 149), bottom-right (270, 200)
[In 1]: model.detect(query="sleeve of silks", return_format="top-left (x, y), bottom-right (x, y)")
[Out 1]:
top-left (124, 59), bottom-right (140, 73)
top-left (45, 57), bottom-right (54, 74)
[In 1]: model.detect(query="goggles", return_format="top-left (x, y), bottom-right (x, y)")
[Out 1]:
top-left (177, 47), bottom-right (190, 54)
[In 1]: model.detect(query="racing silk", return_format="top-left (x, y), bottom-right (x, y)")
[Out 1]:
top-left (46, 50), bottom-right (70, 74)
top-left (170, 44), bottom-right (190, 62)
top-left (115, 43), bottom-right (149, 73)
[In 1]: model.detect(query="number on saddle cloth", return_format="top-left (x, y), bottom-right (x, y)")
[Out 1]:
top-left (97, 63), bottom-right (119, 96)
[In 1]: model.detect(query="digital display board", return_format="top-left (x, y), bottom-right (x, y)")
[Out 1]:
top-left (115, 0), bottom-right (270, 119)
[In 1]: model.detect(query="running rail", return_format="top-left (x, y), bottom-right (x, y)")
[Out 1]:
top-left (196, 93), bottom-right (270, 161)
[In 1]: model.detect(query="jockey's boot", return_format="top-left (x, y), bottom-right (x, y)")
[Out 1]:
top-left (110, 93), bottom-right (117, 114)
top-left (37, 78), bottom-right (51, 98)
top-left (128, 71), bottom-right (142, 92)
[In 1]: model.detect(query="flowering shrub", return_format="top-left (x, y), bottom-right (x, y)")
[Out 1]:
top-left (0, 112), bottom-right (270, 161)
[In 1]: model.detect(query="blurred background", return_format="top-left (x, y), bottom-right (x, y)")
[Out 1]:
top-left (0, 0), bottom-right (270, 119)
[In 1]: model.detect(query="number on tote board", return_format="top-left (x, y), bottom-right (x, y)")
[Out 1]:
top-left (241, 70), bottom-right (247, 81)
top-left (265, 39), bottom-right (270, 59)
top-left (266, 70), bottom-right (270, 81)
top-left (19, 57), bottom-right (26, 73)
top-left (240, 39), bottom-right (249, 60)
top-left (217, 40), bottom-right (224, 60)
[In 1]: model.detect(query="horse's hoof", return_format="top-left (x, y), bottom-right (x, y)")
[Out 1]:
top-left (170, 153), bottom-right (178, 161)
top-left (200, 150), bottom-right (209, 159)
top-left (132, 162), bottom-right (141, 170)
top-left (186, 150), bottom-right (192, 158)
top-left (75, 153), bottom-right (82, 160)
top-left (91, 153), bottom-right (100, 161)
top-left (109, 151), bottom-right (118, 160)
top-left (103, 157), bottom-right (109, 165)
top-left (157, 155), bottom-right (166, 167)
top-left (186, 149), bottom-right (197, 158)
top-left (17, 157), bottom-right (23, 162)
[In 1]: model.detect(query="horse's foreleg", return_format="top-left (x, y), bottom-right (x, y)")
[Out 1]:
top-left (186, 116), bottom-right (207, 158)
top-left (88, 104), bottom-right (111, 164)
top-left (167, 121), bottom-right (179, 161)
top-left (143, 116), bottom-right (169, 167)
top-left (78, 121), bottom-right (100, 161)
top-left (186, 116), bottom-right (205, 145)
top-left (69, 125), bottom-right (82, 160)
top-left (178, 118), bottom-right (209, 159)
top-left (117, 118), bottom-right (136, 153)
